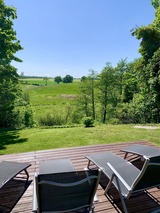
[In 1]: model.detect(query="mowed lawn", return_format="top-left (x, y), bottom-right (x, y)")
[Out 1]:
top-left (0, 124), bottom-right (160, 154)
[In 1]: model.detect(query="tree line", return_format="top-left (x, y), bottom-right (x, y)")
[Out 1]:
top-left (0, 0), bottom-right (159, 128)
top-left (75, 0), bottom-right (160, 124)
top-left (0, 0), bottom-right (34, 128)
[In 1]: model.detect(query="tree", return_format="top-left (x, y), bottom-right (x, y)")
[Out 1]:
top-left (120, 60), bottom-right (139, 103)
top-left (144, 48), bottom-right (160, 122)
top-left (54, 76), bottom-right (62, 84)
top-left (63, 75), bottom-right (73, 83)
top-left (88, 70), bottom-right (97, 120)
top-left (151, 0), bottom-right (160, 9)
top-left (43, 77), bottom-right (49, 86)
top-left (77, 70), bottom-right (97, 120)
top-left (0, 1), bottom-right (34, 128)
top-left (131, 1), bottom-right (160, 123)
top-left (115, 58), bottom-right (128, 97)
top-left (131, 2), bottom-right (160, 64)
top-left (0, 1), bottom-right (23, 65)
top-left (98, 63), bottom-right (117, 123)
top-left (81, 76), bottom-right (87, 82)
top-left (78, 76), bottom-right (93, 118)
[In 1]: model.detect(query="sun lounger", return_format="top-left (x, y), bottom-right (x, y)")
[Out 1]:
top-left (33, 159), bottom-right (101, 213)
top-left (121, 144), bottom-right (160, 159)
top-left (0, 161), bottom-right (31, 188)
top-left (86, 151), bottom-right (160, 213)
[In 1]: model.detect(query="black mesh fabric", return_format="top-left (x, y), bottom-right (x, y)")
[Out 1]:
top-left (37, 170), bottom-right (99, 212)
top-left (134, 157), bottom-right (160, 191)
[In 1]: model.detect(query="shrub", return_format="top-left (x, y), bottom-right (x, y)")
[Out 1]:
top-left (108, 118), bottom-right (120, 125)
top-left (38, 112), bottom-right (66, 126)
top-left (13, 104), bottom-right (35, 129)
top-left (82, 117), bottom-right (94, 127)
top-left (23, 105), bottom-right (35, 127)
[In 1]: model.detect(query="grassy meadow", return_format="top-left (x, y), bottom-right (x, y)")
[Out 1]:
top-left (1, 78), bottom-right (160, 155)
top-left (21, 78), bottom-right (80, 119)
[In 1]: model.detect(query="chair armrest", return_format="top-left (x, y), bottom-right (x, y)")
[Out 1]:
top-left (39, 175), bottom-right (99, 187)
top-left (107, 162), bottom-right (132, 191)
top-left (32, 174), bottom-right (38, 212)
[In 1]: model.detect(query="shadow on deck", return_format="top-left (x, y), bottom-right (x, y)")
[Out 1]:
top-left (0, 141), bottom-right (160, 213)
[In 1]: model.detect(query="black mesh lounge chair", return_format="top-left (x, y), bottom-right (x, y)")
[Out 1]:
top-left (0, 161), bottom-right (31, 212)
top-left (86, 152), bottom-right (160, 213)
top-left (0, 161), bottom-right (31, 188)
top-left (32, 169), bottom-right (101, 213)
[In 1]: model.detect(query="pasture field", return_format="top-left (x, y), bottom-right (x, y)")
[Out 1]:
top-left (20, 77), bottom-right (81, 86)
top-left (20, 77), bottom-right (54, 86)
top-left (0, 124), bottom-right (160, 154)
top-left (21, 78), bottom-right (81, 118)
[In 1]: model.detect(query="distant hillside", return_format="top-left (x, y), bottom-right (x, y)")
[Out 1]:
top-left (21, 78), bottom-right (81, 121)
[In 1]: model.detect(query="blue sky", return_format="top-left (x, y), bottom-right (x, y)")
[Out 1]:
top-left (5, 0), bottom-right (155, 78)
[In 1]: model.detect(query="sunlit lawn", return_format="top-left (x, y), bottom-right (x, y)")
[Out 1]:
top-left (0, 124), bottom-right (160, 154)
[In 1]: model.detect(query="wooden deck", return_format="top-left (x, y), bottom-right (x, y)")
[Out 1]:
top-left (0, 140), bottom-right (160, 213)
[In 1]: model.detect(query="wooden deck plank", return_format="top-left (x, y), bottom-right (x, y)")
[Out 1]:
top-left (0, 140), bottom-right (159, 212)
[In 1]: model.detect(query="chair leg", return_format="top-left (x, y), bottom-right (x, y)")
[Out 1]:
top-left (104, 175), bottom-right (114, 194)
top-left (105, 174), bottom-right (128, 213)
top-left (114, 176), bottom-right (128, 213)
top-left (91, 205), bottom-right (95, 213)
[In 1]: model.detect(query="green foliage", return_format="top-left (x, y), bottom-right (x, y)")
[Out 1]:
top-left (43, 77), bottom-right (49, 86)
top-left (80, 76), bottom-right (87, 82)
top-left (132, 26), bottom-right (160, 64)
top-left (78, 77), bottom-right (93, 118)
top-left (108, 118), bottom-right (120, 125)
top-left (143, 48), bottom-right (160, 122)
top-left (151, 0), bottom-right (160, 9)
top-left (0, 66), bottom-right (21, 128)
top-left (132, 2), bottom-right (160, 64)
top-left (78, 70), bottom-right (97, 120)
top-left (0, 2), bottom-right (35, 129)
top-left (115, 58), bottom-right (128, 96)
top-left (129, 1), bottom-right (160, 124)
top-left (38, 112), bottom-right (66, 126)
top-left (63, 75), bottom-right (73, 83)
top-left (0, 1), bottom-right (23, 65)
top-left (98, 63), bottom-right (118, 123)
top-left (23, 105), bottom-right (35, 127)
top-left (122, 61), bottom-right (139, 102)
top-left (82, 116), bottom-right (94, 127)
top-left (0, 71), bottom-right (35, 129)
top-left (153, 6), bottom-right (160, 27)
top-left (54, 76), bottom-right (62, 84)
top-left (14, 104), bottom-right (35, 129)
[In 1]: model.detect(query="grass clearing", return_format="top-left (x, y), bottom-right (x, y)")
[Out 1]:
top-left (0, 124), bottom-right (160, 154)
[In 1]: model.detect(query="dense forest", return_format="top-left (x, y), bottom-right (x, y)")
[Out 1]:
top-left (0, 0), bottom-right (160, 128)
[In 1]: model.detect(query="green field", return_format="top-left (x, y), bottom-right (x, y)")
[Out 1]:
top-left (0, 124), bottom-right (160, 154)
top-left (21, 79), bottom-right (81, 119)
top-left (1, 78), bottom-right (157, 155)
top-left (20, 77), bottom-right (55, 86)
top-left (20, 77), bottom-right (80, 86)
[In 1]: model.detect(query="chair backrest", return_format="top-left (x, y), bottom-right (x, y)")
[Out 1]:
top-left (132, 155), bottom-right (160, 192)
top-left (35, 169), bottom-right (101, 213)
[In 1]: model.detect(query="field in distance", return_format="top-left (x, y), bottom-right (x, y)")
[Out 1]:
top-left (21, 77), bottom-right (81, 119)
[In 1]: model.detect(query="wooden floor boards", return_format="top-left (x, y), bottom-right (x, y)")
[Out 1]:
top-left (0, 141), bottom-right (159, 212)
